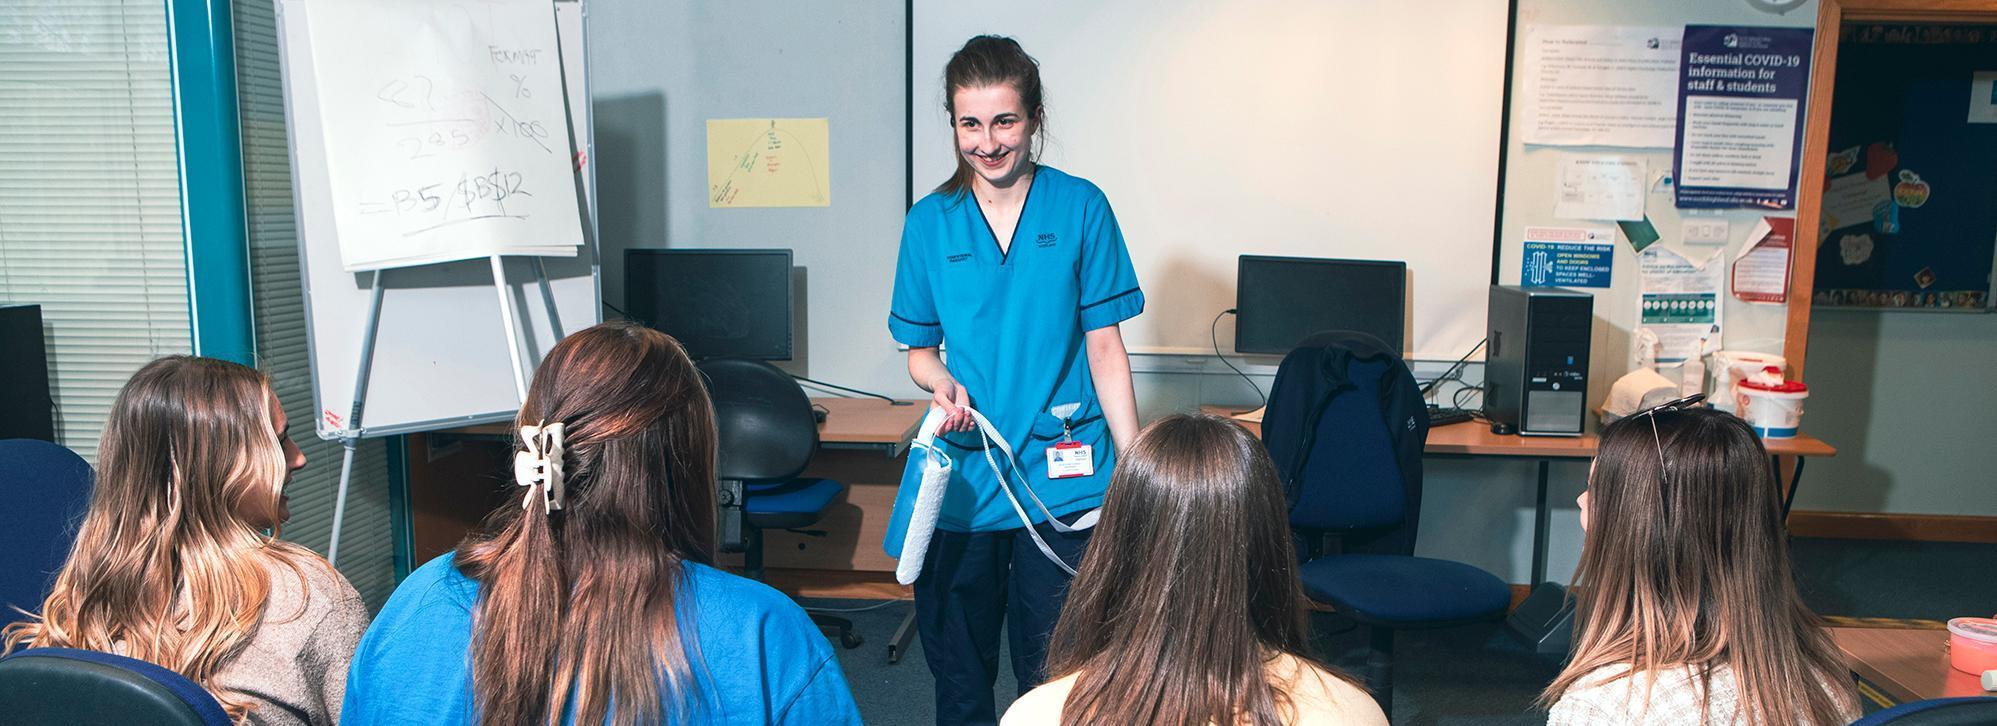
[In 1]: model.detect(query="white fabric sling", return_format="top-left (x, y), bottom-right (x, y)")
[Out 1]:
top-left (894, 405), bottom-right (1098, 585)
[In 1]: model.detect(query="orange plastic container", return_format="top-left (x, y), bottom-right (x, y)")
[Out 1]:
top-left (1947, 617), bottom-right (1997, 676)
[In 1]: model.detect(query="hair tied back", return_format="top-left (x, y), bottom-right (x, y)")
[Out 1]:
top-left (514, 422), bottom-right (567, 513)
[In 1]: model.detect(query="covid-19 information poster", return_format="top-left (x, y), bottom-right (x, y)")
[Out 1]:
top-left (1672, 25), bottom-right (1814, 210)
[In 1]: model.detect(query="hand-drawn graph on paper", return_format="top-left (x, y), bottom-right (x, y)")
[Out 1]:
top-left (706, 118), bottom-right (830, 208)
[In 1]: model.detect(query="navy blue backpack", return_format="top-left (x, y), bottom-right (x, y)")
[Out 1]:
top-left (1261, 330), bottom-right (1427, 556)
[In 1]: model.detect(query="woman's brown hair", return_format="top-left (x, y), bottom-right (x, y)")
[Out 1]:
top-left (1045, 413), bottom-right (1354, 726)
top-left (935, 35), bottom-right (1046, 198)
top-left (453, 321), bottom-right (718, 726)
top-left (2, 355), bottom-right (318, 721)
top-left (1540, 407), bottom-right (1857, 724)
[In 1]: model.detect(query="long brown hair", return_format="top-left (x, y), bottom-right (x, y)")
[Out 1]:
top-left (1541, 408), bottom-right (1856, 724)
top-left (935, 35), bottom-right (1046, 198)
top-left (1046, 414), bottom-right (1351, 726)
top-left (454, 321), bottom-right (717, 726)
top-left (1, 355), bottom-right (319, 721)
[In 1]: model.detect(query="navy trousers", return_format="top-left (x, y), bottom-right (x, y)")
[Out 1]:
top-left (914, 514), bottom-right (1092, 726)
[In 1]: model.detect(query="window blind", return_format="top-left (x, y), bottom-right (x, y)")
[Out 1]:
top-left (0, 0), bottom-right (193, 461)
top-left (234, 0), bottom-right (397, 608)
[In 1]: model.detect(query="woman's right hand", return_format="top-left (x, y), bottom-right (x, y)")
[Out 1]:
top-left (931, 377), bottom-right (974, 433)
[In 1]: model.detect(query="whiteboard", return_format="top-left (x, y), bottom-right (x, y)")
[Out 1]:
top-left (912, 0), bottom-right (1508, 360)
top-left (280, 0), bottom-right (600, 439)
top-left (292, 0), bottom-right (583, 271)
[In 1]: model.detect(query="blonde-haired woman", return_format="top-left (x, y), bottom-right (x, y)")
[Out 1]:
top-left (2, 355), bottom-right (368, 724)
top-left (1542, 400), bottom-right (1858, 724)
top-left (343, 321), bottom-right (860, 725)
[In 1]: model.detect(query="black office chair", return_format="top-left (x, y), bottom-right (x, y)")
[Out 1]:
top-left (0, 648), bottom-right (230, 726)
top-left (1850, 697), bottom-right (1997, 725)
top-left (698, 357), bottom-right (862, 649)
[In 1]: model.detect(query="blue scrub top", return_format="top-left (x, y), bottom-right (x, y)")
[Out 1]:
top-left (887, 165), bottom-right (1144, 533)
top-left (342, 553), bottom-right (861, 725)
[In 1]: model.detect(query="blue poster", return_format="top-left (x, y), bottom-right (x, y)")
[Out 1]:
top-left (1521, 239), bottom-right (1613, 289)
top-left (1673, 25), bottom-right (1814, 209)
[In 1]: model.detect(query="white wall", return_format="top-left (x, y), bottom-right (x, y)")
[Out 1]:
top-left (586, 1), bottom-right (910, 394)
top-left (1795, 310), bottom-right (1997, 516)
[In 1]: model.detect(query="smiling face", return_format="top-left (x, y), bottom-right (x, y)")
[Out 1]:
top-left (951, 83), bottom-right (1037, 191)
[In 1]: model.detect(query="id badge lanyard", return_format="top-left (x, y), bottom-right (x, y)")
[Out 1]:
top-left (907, 406), bottom-right (1097, 577)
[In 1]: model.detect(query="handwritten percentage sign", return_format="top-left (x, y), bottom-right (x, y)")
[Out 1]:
top-left (509, 74), bottom-right (531, 98)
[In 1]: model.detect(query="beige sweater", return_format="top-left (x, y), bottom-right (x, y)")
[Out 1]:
top-left (1001, 654), bottom-right (1388, 725)
top-left (171, 555), bottom-right (368, 726)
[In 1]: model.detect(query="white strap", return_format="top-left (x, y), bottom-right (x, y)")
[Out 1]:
top-left (960, 407), bottom-right (1098, 532)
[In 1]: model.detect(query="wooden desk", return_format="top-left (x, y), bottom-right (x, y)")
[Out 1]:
top-left (1832, 627), bottom-right (1988, 704)
top-left (1200, 406), bottom-right (1837, 585)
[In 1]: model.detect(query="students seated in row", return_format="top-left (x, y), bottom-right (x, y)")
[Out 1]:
top-left (1543, 402), bottom-right (1858, 725)
top-left (1005, 413), bottom-right (1387, 726)
top-left (2, 356), bottom-right (368, 725)
top-left (342, 321), bottom-right (862, 725)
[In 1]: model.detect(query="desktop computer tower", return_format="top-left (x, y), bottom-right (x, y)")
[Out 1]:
top-left (1485, 286), bottom-right (1591, 437)
top-left (0, 304), bottom-right (55, 442)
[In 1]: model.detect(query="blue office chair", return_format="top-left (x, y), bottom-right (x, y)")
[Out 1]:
top-left (0, 647), bottom-right (230, 726)
top-left (1263, 332), bottom-right (1510, 718)
top-left (698, 357), bottom-right (862, 649)
top-left (0, 439), bottom-right (93, 628)
top-left (1849, 696), bottom-right (1997, 725)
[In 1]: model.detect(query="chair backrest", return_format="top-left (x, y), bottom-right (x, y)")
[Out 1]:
top-left (1262, 331), bottom-right (1428, 541)
top-left (1849, 696), bottom-right (1997, 726)
top-left (0, 439), bottom-right (92, 627)
top-left (696, 358), bottom-right (818, 483)
top-left (0, 648), bottom-right (231, 726)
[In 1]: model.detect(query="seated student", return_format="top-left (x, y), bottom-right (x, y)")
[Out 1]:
top-left (1, 355), bottom-right (368, 725)
top-left (343, 321), bottom-right (860, 725)
top-left (1004, 413), bottom-right (1386, 726)
top-left (1542, 402), bottom-right (1859, 725)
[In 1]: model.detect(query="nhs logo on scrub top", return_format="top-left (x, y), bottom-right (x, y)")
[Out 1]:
top-left (1035, 233), bottom-right (1057, 248)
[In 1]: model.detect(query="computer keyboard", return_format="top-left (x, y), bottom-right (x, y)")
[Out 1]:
top-left (1427, 406), bottom-right (1474, 427)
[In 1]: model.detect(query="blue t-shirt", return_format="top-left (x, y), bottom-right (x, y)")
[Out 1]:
top-left (886, 166), bottom-right (1144, 534)
top-left (342, 553), bottom-right (861, 725)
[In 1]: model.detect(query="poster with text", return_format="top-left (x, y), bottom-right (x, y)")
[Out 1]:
top-left (1672, 25), bottom-right (1814, 210)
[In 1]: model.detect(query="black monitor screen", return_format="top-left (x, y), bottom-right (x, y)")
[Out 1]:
top-left (625, 249), bottom-right (793, 360)
top-left (1234, 256), bottom-right (1406, 355)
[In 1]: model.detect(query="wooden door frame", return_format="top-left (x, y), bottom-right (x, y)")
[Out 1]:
top-left (1784, 0), bottom-right (1997, 377)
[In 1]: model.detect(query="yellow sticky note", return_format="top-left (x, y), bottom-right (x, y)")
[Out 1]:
top-left (706, 118), bottom-right (830, 208)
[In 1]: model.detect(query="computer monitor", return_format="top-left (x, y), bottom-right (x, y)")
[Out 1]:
top-left (1234, 255), bottom-right (1406, 355)
top-left (625, 248), bottom-right (793, 360)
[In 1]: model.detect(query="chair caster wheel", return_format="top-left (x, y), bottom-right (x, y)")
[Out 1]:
top-left (840, 631), bottom-right (864, 650)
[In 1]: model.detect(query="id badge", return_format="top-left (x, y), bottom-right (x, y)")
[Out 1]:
top-left (1047, 441), bottom-right (1094, 479)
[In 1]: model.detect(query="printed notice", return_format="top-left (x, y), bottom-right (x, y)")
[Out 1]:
top-left (1672, 25), bottom-right (1815, 209)
top-left (1639, 246), bottom-right (1723, 363)
top-left (1521, 227), bottom-right (1615, 288)
top-left (1819, 172), bottom-right (1892, 236)
top-left (1732, 217), bottom-right (1793, 304)
top-left (1520, 26), bottom-right (1683, 148)
top-left (1554, 155), bottom-right (1646, 221)
top-left (707, 118), bottom-right (831, 208)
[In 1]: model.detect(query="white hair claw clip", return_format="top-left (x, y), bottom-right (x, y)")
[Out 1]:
top-left (514, 422), bottom-right (567, 513)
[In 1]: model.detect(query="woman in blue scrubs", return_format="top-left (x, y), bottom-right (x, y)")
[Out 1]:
top-left (887, 35), bottom-right (1143, 725)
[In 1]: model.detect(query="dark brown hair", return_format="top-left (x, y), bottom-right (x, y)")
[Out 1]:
top-left (454, 321), bottom-right (718, 726)
top-left (1541, 407), bottom-right (1857, 724)
top-left (1046, 414), bottom-right (1354, 726)
top-left (935, 35), bottom-right (1046, 197)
